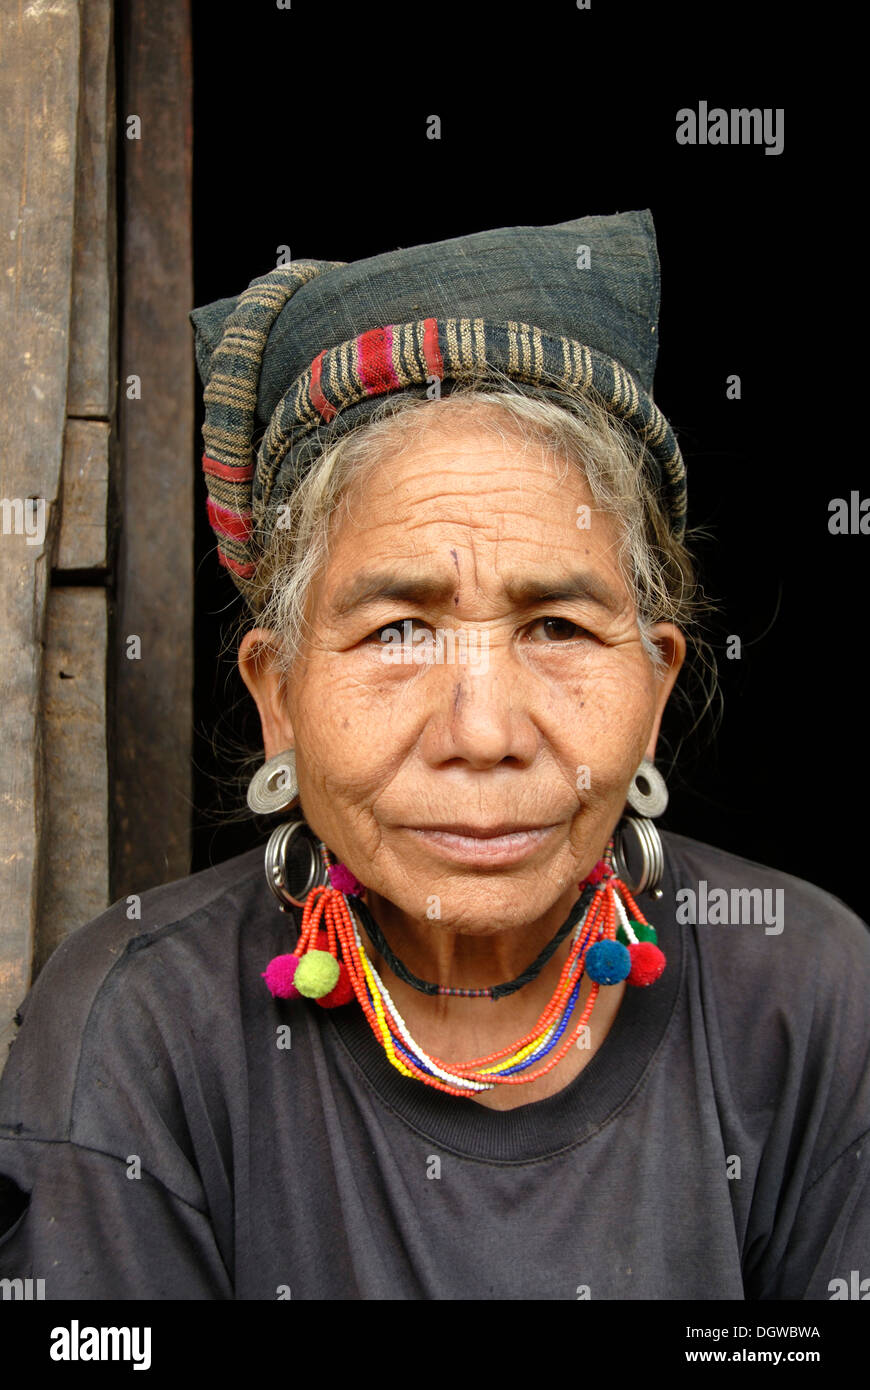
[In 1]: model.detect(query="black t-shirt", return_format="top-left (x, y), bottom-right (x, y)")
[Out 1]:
top-left (1, 829), bottom-right (868, 1300)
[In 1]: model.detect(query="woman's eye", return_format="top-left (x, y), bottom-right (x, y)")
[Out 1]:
top-left (365, 619), bottom-right (431, 644)
top-left (526, 616), bottom-right (589, 642)
top-left (365, 617), bottom-right (591, 644)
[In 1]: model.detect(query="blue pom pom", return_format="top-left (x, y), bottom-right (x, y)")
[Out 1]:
top-left (585, 939), bottom-right (631, 985)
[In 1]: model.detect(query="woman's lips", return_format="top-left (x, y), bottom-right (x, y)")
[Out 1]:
top-left (404, 824), bottom-right (560, 866)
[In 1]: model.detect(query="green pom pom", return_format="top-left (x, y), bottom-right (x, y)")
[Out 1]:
top-left (294, 950), bottom-right (340, 999)
top-left (617, 919), bottom-right (658, 946)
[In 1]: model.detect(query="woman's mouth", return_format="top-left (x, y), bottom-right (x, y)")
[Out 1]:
top-left (404, 823), bottom-right (561, 866)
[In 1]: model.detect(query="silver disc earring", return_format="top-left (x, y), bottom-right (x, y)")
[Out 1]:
top-left (247, 749), bottom-right (299, 814)
top-left (264, 820), bottom-right (330, 911)
top-left (625, 757), bottom-right (668, 819)
top-left (613, 757), bottom-right (669, 897)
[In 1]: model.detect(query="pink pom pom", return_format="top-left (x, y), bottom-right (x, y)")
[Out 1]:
top-left (316, 960), bottom-right (356, 1009)
top-left (627, 941), bottom-right (666, 987)
top-left (262, 953), bottom-right (300, 999)
top-left (586, 860), bottom-right (610, 886)
top-left (328, 862), bottom-right (365, 896)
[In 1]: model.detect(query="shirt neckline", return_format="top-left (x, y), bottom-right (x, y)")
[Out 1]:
top-left (319, 835), bottom-right (684, 1161)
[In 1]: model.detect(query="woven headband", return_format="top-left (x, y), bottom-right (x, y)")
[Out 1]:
top-left (191, 212), bottom-right (687, 609)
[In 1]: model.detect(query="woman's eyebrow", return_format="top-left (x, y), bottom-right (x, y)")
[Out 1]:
top-left (330, 569), bottom-right (624, 618)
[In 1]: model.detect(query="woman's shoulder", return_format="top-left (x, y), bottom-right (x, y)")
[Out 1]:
top-left (661, 827), bottom-right (869, 949)
top-left (660, 828), bottom-right (870, 1107)
top-left (660, 827), bottom-right (870, 1058)
top-left (21, 842), bottom-right (268, 1008)
top-left (660, 830), bottom-right (870, 1259)
top-left (0, 843), bottom-right (273, 1139)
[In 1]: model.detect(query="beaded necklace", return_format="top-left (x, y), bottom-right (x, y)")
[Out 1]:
top-left (354, 885), bottom-right (597, 999)
top-left (262, 839), bottom-right (666, 1097)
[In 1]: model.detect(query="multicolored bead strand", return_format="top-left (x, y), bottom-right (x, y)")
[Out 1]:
top-left (261, 840), bottom-right (667, 1097)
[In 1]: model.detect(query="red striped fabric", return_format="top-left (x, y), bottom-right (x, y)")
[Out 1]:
top-left (202, 453), bottom-right (256, 481)
top-left (309, 350), bottom-right (336, 422)
top-left (422, 317), bottom-right (444, 380)
top-left (207, 495), bottom-right (253, 543)
top-left (217, 548), bottom-right (256, 579)
top-left (357, 325), bottom-right (401, 395)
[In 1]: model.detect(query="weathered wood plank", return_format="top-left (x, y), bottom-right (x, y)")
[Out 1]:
top-left (35, 590), bottom-right (110, 975)
top-left (0, 0), bottom-right (81, 1056)
top-left (67, 0), bottom-right (118, 420)
top-left (113, 0), bottom-right (193, 899)
top-left (55, 418), bottom-right (110, 571)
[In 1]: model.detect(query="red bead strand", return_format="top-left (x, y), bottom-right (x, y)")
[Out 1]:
top-left (326, 879), bottom-right (618, 1088)
top-left (272, 860), bottom-right (652, 1099)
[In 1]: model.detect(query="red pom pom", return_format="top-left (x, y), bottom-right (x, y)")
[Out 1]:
top-left (262, 953), bottom-right (300, 999)
top-left (329, 862), bottom-right (365, 895)
top-left (627, 941), bottom-right (666, 987)
top-left (316, 959), bottom-right (355, 1009)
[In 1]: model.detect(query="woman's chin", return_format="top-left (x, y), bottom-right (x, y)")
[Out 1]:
top-left (365, 841), bottom-right (582, 933)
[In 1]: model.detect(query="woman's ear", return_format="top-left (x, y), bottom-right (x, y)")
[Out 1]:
top-left (644, 623), bottom-right (686, 760)
top-left (237, 628), bottom-right (297, 759)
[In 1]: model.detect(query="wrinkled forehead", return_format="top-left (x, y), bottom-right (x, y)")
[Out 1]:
top-left (313, 429), bottom-right (628, 618)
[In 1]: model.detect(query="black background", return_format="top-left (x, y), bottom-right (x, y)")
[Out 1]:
top-left (188, 3), bottom-right (858, 914)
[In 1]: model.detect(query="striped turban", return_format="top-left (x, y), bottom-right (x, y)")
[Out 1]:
top-left (190, 209), bottom-right (686, 610)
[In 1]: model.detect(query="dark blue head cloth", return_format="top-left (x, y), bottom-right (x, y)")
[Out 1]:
top-left (190, 210), bottom-right (685, 605)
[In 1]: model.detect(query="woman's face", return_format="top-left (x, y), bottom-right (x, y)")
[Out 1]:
top-left (240, 414), bottom-right (685, 933)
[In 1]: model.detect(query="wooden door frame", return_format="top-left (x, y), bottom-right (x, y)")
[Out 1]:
top-left (0, 0), bottom-right (193, 1055)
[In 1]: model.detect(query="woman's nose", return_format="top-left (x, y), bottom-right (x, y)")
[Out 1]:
top-left (420, 642), bottom-right (541, 771)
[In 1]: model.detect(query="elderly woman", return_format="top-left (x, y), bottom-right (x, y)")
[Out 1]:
top-left (0, 211), bottom-right (868, 1302)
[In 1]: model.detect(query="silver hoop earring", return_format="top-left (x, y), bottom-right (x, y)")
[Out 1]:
top-left (613, 816), bottom-right (666, 897)
top-left (264, 820), bottom-right (330, 911)
top-left (614, 757), bottom-right (669, 897)
top-left (247, 749), bottom-right (298, 814)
